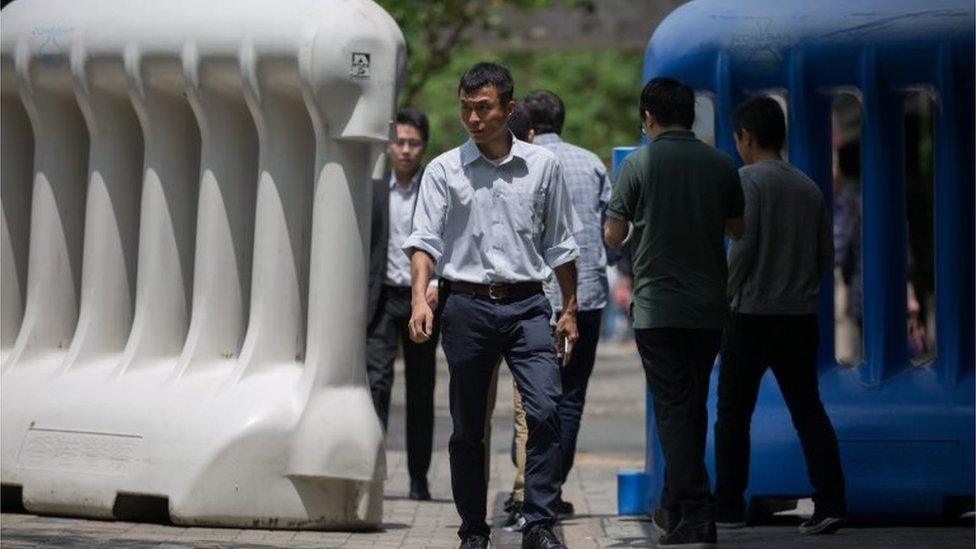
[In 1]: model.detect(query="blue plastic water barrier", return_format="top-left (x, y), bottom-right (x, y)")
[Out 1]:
top-left (617, 0), bottom-right (974, 520)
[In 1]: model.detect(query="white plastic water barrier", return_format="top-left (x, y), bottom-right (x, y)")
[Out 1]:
top-left (0, 0), bottom-right (404, 528)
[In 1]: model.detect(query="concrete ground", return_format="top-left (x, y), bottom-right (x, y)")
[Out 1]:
top-left (1, 345), bottom-right (972, 548)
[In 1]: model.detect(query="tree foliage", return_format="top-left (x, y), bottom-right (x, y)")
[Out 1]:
top-left (376, 0), bottom-right (595, 105)
top-left (411, 47), bottom-right (642, 165)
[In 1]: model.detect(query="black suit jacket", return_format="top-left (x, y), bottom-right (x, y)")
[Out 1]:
top-left (367, 168), bottom-right (424, 327)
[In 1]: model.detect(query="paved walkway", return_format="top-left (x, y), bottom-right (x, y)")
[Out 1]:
top-left (2, 346), bottom-right (973, 547)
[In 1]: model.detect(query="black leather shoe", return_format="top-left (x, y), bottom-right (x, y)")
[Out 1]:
top-left (521, 524), bottom-right (566, 549)
top-left (409, 478), bottom-right (431, 501)
top-left (651, 506), bottom-right (677, 534)
top-left (715, 506), bottom-right (745, 529)
top-left (553, 498), bottom-right (574, 517)
top-left (459, 534), bottom-right (490, 549)
top-left (657, 520), bottom-right (717, 548)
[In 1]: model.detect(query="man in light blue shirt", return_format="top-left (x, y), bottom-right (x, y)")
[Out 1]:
top-left (403, 62), bottom-right (580, 549)
top-left (403, 131), bottom-right (580, 285)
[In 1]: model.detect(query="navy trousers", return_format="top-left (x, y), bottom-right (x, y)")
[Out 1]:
top-left (440, 289), bottom-right (562, 538)
top-left (554, 308), bottom-right (603, 485)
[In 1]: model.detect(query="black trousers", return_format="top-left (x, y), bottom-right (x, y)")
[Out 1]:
top-left (366, 285), bottom-right (438, 484)
top-left (715, 313), bottom-right (846, 517)
top-left (635, 327), bottom-right (721, 524)
top-left (556, 308), bottom-right (603, 485)
top-left (441, 290), bottom-right (562, 538)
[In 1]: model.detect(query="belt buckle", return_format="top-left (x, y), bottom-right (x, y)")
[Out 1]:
top-left (488, 283), bottom-right (507, 300)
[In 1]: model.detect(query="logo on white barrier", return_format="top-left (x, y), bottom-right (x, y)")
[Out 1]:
top-left (31, 23), bottom-right (74, 66)
top-left (350, 52), bottom-right (371, 78)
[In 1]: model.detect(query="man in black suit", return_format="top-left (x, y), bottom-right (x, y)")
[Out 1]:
top-left (367, 108), bottom-right (439, 501)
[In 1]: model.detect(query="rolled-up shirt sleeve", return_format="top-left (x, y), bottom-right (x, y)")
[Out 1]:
top-left (403, 161), bottom-right (448, 261)
top-left (541, 159), bottom-right (581, 268)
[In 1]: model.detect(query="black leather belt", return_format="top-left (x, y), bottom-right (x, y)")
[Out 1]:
top-left (383, 285), bottom-right (412, 293)
top-left (447, 280), bottom-right (543, 301)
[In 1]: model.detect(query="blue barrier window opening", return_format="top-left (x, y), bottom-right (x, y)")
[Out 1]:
top-left (904, 90), bottom-right (936, 367)
top-left (832, 92), bottom-right (864, 367)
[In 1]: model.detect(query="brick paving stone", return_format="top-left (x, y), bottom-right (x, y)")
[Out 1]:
top-left (291, 531), bottom-right (347, 543)
top-left (3, 349), bottom-right (974, 548)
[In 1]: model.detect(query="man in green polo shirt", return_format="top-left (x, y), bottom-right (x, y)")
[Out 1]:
top-left (604, 76), bottom-right (744, 549)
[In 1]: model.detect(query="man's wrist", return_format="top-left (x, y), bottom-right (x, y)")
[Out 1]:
top-left (412, 287), bottom-right (430, 305)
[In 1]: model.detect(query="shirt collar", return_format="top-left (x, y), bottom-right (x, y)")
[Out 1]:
top-left (389, 169), bottom-right (422, 190)
top-left (652, 129), bottom-right (697, 142)
top-left (532, 133), bottom-right (562, 146)
top-left (460, 132), bottom-right (527, 167)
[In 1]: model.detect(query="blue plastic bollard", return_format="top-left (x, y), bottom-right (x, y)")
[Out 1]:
top-left (611, 146), bottom-right (639, 181)
top-left (617, 470), bottom-right (650, 515)
top-left (618, 0), bottom-right (975, 521)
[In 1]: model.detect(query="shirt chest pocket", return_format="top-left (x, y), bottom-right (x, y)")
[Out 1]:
top-left (509, 190), bottom-right (545, 235)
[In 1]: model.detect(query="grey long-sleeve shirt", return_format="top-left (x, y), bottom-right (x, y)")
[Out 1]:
top-left (728, 160), bottom-right (833, 315)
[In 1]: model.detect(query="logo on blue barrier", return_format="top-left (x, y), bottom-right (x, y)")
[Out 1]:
top-left (728, 18), bottom-right (791, 67)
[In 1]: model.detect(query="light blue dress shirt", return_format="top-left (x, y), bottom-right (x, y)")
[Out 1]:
top-left (403, 137), bottom-right (580, 284)
top-left (385, 171), bottom-right (421, 287)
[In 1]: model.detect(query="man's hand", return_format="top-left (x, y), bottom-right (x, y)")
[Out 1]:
top-left (425, 285), bottom-right (439, 309)
top-left (604, 217), bottom-right (630, 247)
top-left (552, 260), bottom-right (580, 365)
top-left (555, 309), bottom-right (579, 364)
top-left (409, 298), bottom-right (435, 343)
top-left (408, 249), bottom-right (437, 343)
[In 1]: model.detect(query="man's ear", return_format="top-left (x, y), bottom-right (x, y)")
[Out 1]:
top-left (644, 110), bottom-right (655, 129)
top-left (504, 99), bottom-right (516, 118)
top-left (743, 129), bottom-right (755, 148)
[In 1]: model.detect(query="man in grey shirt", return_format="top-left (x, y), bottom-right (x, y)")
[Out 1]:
top-left (715, 96), bottom-right (847, 536)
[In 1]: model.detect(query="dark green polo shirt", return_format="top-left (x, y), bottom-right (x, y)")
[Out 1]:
top-left (607, 130), bottom-right (744, 330)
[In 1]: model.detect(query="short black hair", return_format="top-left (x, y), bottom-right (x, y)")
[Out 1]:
top-left (731, 95), bottom-right (786, 151)
top-left (458, 62), bottom-right (514, 104)
top-left (508, 101), bottom-right (533, 141)
top-left (396, 108), bottom-right (429, 144)
top-left (639, 76), bottom-right (695, 130)
top-left (523, 90), bottom-right (565, 135)
top-left (838, 140), bottom-right (860, 178)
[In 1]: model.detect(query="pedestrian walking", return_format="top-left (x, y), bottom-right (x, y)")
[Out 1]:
top-left (525, 89), bottom-right (611, 517)
top-left (404, 62), bottom-right (580, 549)
top-left (714, 95), bottom-right (847, 535)
top-left (366, 108), bottom-right (438, 501)
top-left (604, 77), bottom-right (744, 548)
